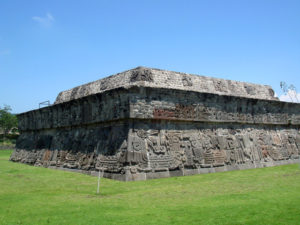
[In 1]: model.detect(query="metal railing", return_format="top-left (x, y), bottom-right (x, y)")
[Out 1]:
top-left (39, 100), bottom-right (51, 108)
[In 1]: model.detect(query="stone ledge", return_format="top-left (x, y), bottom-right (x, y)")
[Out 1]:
top-left (12, 159), bottom-right (300, 181)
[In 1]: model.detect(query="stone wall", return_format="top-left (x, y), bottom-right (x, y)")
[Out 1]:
top-left (124, 121), bottom-right (300, 180)
top-left (11, 122), bottom-right (128, 174)
top-left (129, 87), bottom-right (300, 125)
top-left (10, 120), bottom-right (300, 181)
top-left (18, 87), bottom-right (130, 132)
top-left (0, 145), bottom-right (15, 150)
top-left (10, 85), bottom-right (300, 181)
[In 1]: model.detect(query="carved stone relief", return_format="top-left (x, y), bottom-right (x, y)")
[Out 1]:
top-left (182, 75), bottom-right (193, 87)
top-left (120, 126), bottom-right (300, 173)
top-left (130, 67), bottom-right (154, 82)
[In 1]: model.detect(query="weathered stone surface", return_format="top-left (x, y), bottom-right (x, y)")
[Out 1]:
top-left (10, 67), bottom-right (300, 181)
top-left (54, 67), bottom-right (277, 104)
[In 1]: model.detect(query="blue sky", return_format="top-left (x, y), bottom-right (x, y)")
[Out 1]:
top-left (0, 0), bottom-right (300, 113)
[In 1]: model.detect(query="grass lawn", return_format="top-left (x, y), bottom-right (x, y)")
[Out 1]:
top-left (0, 150), bottom-right (300, 225)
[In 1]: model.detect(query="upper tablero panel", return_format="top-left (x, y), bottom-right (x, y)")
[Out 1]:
top-left (54, 67), bottom-right (278, 104)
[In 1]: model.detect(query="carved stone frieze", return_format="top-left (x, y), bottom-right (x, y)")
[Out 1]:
top-left (10, 67), bottom-right (300, 181)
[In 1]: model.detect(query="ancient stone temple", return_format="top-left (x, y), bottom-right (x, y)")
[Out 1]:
top-left (10, 67), bottom-right (300, 181)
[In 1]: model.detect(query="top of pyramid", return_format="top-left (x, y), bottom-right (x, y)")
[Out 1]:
top-left (54, 66), bottom-right (277, 104)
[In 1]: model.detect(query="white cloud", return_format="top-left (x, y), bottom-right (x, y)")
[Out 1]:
top-left (0, 49), bottom-right (11, 55)
top-left (279, 90), bottom-right (300, 103)
top-left (32, 13), bottom-right (54, 27)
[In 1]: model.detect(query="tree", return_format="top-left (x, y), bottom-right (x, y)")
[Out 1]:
top-left (0, 105), bottom-right (18, 136)
top-left (280, 81), bottom-right (299, 103)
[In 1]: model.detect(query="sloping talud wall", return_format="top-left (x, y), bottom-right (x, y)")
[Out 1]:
top-left (10, 86), bottom-right (300, 181)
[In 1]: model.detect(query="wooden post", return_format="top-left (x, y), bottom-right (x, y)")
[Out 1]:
top-left (97, 169), bottom-right (101, 194)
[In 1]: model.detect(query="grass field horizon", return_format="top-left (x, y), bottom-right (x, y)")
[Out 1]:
top-left (1, 149), bottom-right (300, 225)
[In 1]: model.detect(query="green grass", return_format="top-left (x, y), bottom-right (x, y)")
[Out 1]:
top-left (0, 150), bottom-right (300, 225)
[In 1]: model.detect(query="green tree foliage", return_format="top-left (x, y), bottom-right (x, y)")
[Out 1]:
top-left (0, 105), bottom-right (18, 136)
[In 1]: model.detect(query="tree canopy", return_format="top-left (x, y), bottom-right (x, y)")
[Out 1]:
top-left (0, 105), bottom-right (18, 136)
